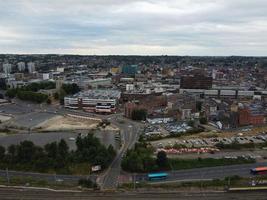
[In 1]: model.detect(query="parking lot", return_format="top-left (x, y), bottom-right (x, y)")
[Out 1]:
top-left (143, 122), bottom-right (193, 140)
top-left (151, 132), bottom-right (267, 149)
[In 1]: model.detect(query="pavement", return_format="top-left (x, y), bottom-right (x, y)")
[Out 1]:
top-left (0, 188), bottom-right (266, 200)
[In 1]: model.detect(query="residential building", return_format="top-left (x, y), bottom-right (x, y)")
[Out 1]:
top-left (27, 62), bottom-right (36, 73)
top-left (17, 62), bottom-right (26, 72)
top-left (3, 63), bottom-right (12, 75)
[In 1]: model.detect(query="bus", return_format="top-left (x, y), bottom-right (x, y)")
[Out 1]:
top-left (250, 167), bottom-right (267, 175)
top-left (147, 172), bottom-right (168, 181)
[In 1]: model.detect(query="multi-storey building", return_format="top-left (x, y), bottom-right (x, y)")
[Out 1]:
top-left (27, 62), bottom-right (36, 73)
top-left (3, 63), bottom-right (12, 75)
top-left (64, 89), bottom-right (121, 114)
top-left (17, 62), bottom-right (26, 72)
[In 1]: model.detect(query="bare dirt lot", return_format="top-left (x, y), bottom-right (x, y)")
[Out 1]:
top-left (35, 115), bottom-right (119, 132)
top-left (35, 115), bottom-right (101, 131)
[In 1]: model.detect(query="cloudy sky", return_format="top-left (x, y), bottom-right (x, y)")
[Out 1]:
top-left (0, 0), bottom-right (267, 55)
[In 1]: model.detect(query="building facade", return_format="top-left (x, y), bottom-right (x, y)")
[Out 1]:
top-left (180, 74), bottom-right (213, 89)
top-left (64, 90), bottom-right (121, 114)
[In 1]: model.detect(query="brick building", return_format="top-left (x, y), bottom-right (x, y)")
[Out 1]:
top-left (180, 74), bottom-right (213, 89)
top-left (238, 108), bottom-right (265, 126)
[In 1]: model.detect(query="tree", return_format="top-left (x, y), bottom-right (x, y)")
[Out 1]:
top-left (0, 146), bottom-right (5, 160)
top-left (17, 141), bottom-right (35, 163)
top-left (59, 88), bottom-right (67, 105)
top-left (7, 145), bottom-right (17, 162)
top-left (131, 109), bottom-right (147, 121)
top-left (107, 145), bottom-right (116, 158)
top-left (44, 142), bottom-right (58, 159)
top-left (62, 83), bottom-right (80, 95)
top-left (156, 151), bottom-right (168, 168)
top-left (188, 120), bottom-right (195, 127)
top-left (53, 92), bottom-right (59, 100)
top-left (199, 117), bottom-right (208, 124)
top-left (46, 98), bottom-right (51, 104)
top-left (58, 139), bottom-right (69, 160)
top-left (196, 101), bottom-right (202, 112)
top-left (5, 89), bottom-right (17, 98)
top-left (78, 178), bottom-right (97, 188)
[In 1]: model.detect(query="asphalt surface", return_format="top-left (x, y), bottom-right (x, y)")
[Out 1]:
top-left (0, 100), bottom-right (142, 190)
top-left (1, 101), bottom-right (266, 191)
top-left (0, 188), bottom-right (266, 200)
top-left (136, 162), bottom-right (267, 182)
top-left (101, 116), bottom-right (142, 189)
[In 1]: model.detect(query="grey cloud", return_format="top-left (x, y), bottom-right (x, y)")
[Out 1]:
top-left (0, 0), bottom-right (266, 55)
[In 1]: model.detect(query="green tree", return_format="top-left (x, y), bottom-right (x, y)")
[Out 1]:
top-left (156, 151), bottom-right (168, 168)
top-left (59, 88), bottom-right (67, 105)
top-left (5, 89), bottom-right (17, 98)
top-left (7, 145), bottom-right (17, 162)
top-left (188, 120), bottom-right (195, 127)
top-left (0, 146), bottom-right (5, 160)
top-left (46, 98), bottom-right (51, 104)
top-left (53, 92), bottom-right (59, 100)
top-left (17, 141), bottom-right (36, 163)
top-left (131, 109), bottom-right (147, 121)
top-left (44, 142), bottom-right (58, 159)
top-left (199, 117), bottom-right (208, 124)
top-left (58, 139), bottom-right (69, 161)
top-left (62, 83), bottom-right (80, 95)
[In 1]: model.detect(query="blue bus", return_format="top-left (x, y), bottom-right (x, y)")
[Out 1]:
top-left (147, 172), bottom-right (168, 181)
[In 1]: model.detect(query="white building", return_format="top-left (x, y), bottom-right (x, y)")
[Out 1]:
top-left (3, 63), bottom-right (12, 75)
top-left (64, 89), bottom-right (121, 113)
top-left (27, 62), bottom-right (36, 73)
top-left (56, 67), bottom-right (65, 73)
top-left (42, 73), bottom-right (50, 80)
top-left (17, 62), bottom-right (26, 72)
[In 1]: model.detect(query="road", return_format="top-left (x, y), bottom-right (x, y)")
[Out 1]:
top-left (0, 100), bottom-right (143, 190)
top-left (101, 116), bottom-right (142, 189)
top-left (0, 188), bottom-right (266, 200)
top-left (136, 162), bottom-right (267, 183)
top-left (2, 101), bottom-right (266, 190)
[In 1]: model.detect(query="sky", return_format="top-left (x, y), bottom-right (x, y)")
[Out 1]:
top-left (0, 0), bottom-right (267, 56)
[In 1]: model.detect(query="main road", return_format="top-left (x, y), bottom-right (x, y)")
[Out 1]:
top-left (136, 161), bottom-right (267, 183)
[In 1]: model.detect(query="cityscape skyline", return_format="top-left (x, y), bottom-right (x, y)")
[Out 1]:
top-left (0, 0), bottom-right (267, 56)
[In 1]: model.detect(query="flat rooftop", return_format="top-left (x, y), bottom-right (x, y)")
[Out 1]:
top-left (71, 89), bottom-right (121, 99)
